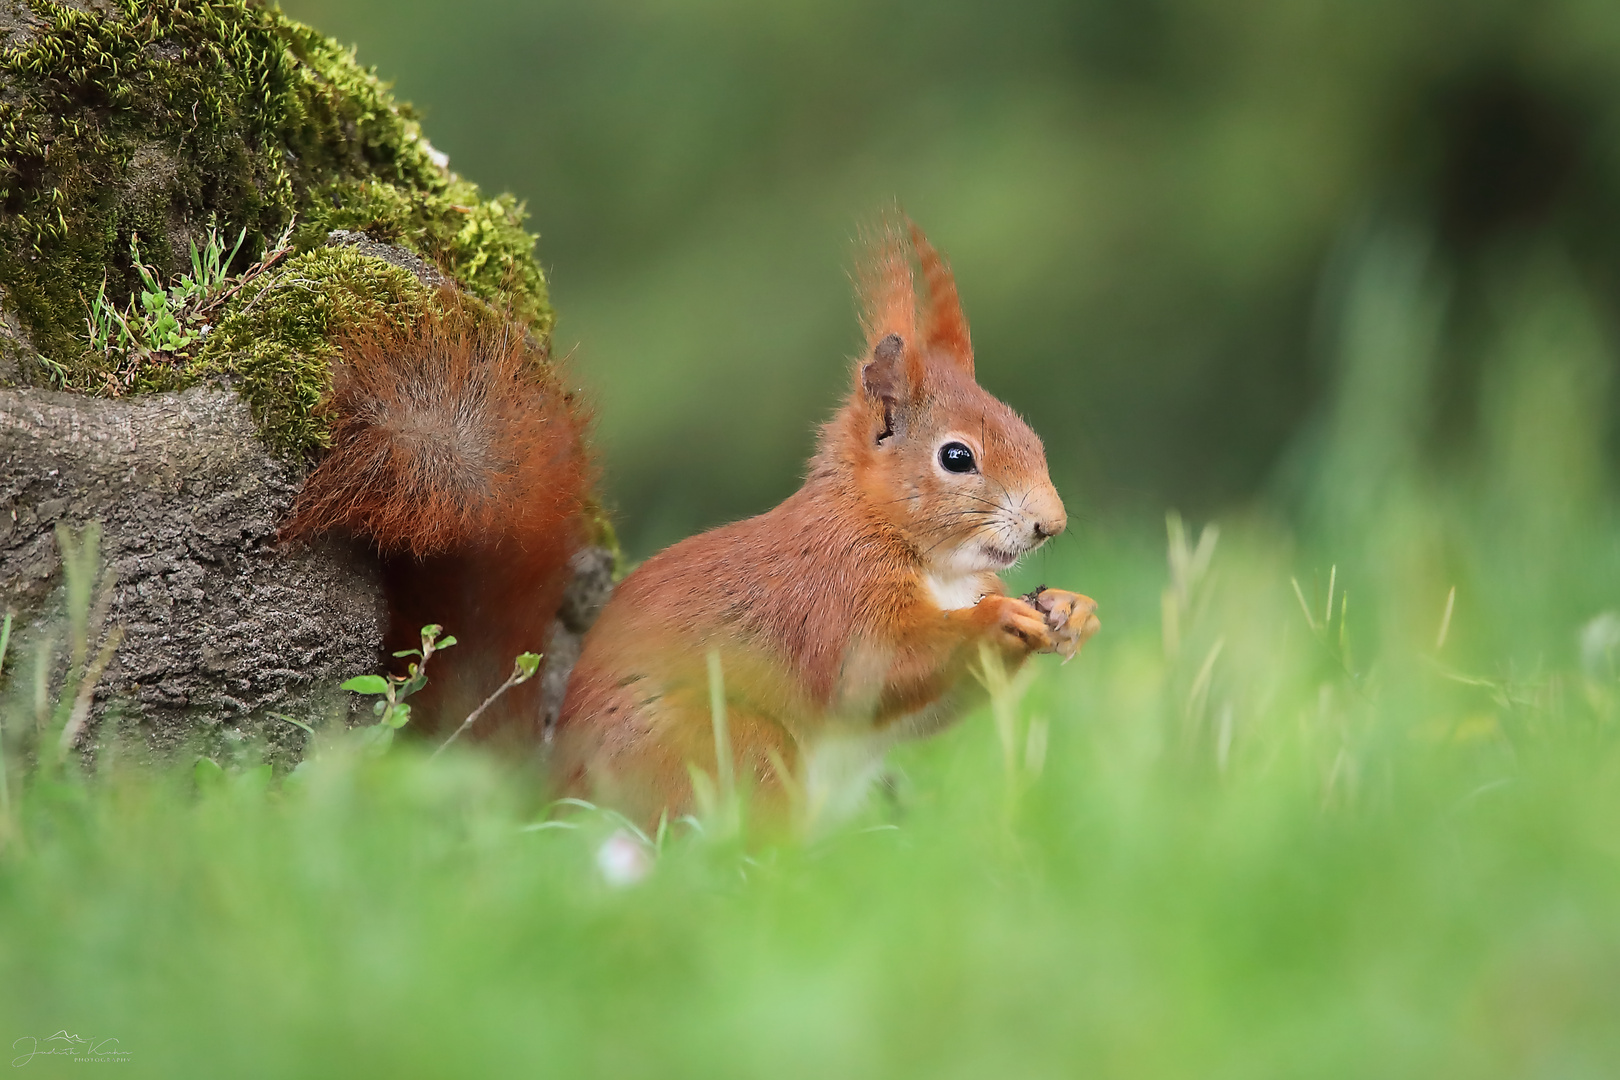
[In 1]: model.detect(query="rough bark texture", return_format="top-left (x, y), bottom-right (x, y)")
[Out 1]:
top-left (0, 384), bottom-right (385, 760)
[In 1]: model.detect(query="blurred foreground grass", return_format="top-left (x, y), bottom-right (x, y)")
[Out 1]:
top-left (3, 486), bottom-right (1619, 1076)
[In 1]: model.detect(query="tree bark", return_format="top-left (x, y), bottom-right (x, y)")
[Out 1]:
top-left (0, 384), bottom-right (385, 760)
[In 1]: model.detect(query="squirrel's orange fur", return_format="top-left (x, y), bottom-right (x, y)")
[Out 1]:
top-left (555, 224), bottom-right (1098, 824)
top-left (285, 293), bottom-right (590, 740)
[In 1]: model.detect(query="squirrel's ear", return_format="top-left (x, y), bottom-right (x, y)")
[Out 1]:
top-left (909, 223), bottom-right (974, 378)
top-left (861, 332), bottom-right (910, 444)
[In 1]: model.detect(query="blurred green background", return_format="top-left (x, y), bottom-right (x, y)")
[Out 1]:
top-left (281, 0), bottom-right (1620, 558)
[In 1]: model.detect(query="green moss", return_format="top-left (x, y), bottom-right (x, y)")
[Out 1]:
top-left (0, 0), bottom-right (552, 414)
top-left (186, 247), bottom-right (428, 460)
top-left (297, 180), bottom-right (551, 333)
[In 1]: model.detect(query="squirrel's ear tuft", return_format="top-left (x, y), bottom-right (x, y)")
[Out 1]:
top-left (857, 218), bottom-right (917, 355)
top-left (909, 222), bottom-right (974, 378)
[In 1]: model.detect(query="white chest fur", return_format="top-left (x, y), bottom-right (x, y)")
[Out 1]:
top-left (924, 571), bottom-right (986, 611)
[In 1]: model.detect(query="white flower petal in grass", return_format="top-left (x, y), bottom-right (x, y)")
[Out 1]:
top-left (596, 830), bottom-right (653, 887)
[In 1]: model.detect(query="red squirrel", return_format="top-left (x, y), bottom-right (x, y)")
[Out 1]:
top-left (554, 224), bottom-right (1099, 823)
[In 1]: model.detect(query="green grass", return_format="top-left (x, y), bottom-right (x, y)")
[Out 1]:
top-left (3, 494), bottom-right (1618, 1077)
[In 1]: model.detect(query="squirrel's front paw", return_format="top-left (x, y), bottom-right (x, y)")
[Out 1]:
top-left (981, 594), bottom-right (1056, 653)
top-left (1020, 587), bottom-right (1100, 662)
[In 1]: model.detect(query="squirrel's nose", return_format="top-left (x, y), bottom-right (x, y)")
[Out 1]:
top-left (1026, 485), bottom-right (1066, 543)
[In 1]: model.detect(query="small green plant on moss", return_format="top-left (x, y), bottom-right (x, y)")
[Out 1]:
top-left (342, 624), bottom-right (456, 752)
top-left (83, 223), bottom-right (290, 395)
top-left (85, 233), bottom-right (212, 364)
top-left (128, 226), bottom-right (247, 353)
top-left (85, 279), bottom-right (136, 359)
top-left (33, 352), bottom-right (72, 389)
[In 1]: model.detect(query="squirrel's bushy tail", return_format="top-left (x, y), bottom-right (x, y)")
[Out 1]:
top-left (286, 293), bottom-right (592, 741)
top-left (285, 294), bottom-right (587, 559)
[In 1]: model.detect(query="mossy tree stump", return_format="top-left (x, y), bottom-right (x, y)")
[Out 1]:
top-left (0, 0), bottom-right (607, 761)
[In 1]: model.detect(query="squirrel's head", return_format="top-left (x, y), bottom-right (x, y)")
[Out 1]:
top-left (832, 222), bottom-right (1065, 575)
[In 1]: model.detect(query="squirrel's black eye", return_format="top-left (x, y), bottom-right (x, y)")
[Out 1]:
top-left (939, 441), bottom-right (976, 474)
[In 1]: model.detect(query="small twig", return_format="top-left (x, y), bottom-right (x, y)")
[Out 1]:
top-left (230, 277), bottom-right (321, 321)
top-left (195, 217), bottom-right (297, 319)
top-left (431, 652), bottom-right (541, 759)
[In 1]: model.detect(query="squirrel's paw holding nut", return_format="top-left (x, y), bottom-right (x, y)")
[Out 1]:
top-left (983, 594), bottom-right (1056, 653)
top-left (1020, 587), bottom-right (1100, 662)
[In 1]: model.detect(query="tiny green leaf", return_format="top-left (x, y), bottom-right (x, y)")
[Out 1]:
top-left (392, 649), bottom-right (423, 659)
top-left (342, 674), bottom-right (390, 695)
top-left (385, 702), bottom-right (412, 729)
top-left (513, 652), bottom-right (542, 681)
top-left (436, 635), bottom-right (457, 650)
